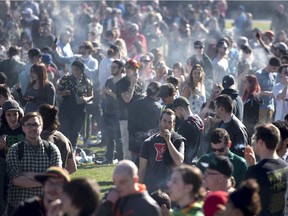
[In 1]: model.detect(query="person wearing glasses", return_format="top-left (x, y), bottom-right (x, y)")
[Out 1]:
top-left (139, 54), bottom-right (155, 82)
top-left (202, 155), bottom-right (235, 193)
top-left (196, 128), bottom-right (248, 188)
top-left (5, 112), bottom-right (62, 215)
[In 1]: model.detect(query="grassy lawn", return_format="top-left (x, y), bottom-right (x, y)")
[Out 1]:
top-left (226, 19), bottom-right (271, 31)
top-left (69, 143), bottom-right (115, 195)
top-left (72, 163), bottom-right (115, 195)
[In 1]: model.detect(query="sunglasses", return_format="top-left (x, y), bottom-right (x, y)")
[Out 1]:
top-left (212, 90), bottom-right (220, 94)
top-left (212, 147), bottom-right (226, 153)
top-left (141, 60), bottom-right (150, 63)
top-left (194, 46), bottom-right (203, 49)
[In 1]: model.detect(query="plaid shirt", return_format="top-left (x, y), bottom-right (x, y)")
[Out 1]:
top-left (6, 139), bottom-right (62, 208)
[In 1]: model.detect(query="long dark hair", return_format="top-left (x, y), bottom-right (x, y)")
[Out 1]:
top-left (242, 75), bottom-right (261, 102)
top-left (38, 104), bottom-right (60, 132)
top-left (188, 64), bottom-right (205, 94)
top-left (30, 63), bottom-right (49, 88)
top-left (71, 60), bottom-right (90, 93)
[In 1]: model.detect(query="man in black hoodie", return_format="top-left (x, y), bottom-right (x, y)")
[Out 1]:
top-left (221, 75), bottom-right (244, 121)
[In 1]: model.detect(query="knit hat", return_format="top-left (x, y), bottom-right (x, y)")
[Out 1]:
top-left (2, 100), bottom-right (21, 113)
top-left (203, 191), bottom-right (228, 216)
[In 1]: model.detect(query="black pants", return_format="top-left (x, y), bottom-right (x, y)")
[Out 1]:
top-left (59, 104), bottom-right (86, 147)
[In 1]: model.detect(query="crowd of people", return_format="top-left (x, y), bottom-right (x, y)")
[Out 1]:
top-left (0, 0), bottom-right (288, 215)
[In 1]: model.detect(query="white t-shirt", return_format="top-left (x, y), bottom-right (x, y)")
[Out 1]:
top-left (272, 82), bottom-right (288, 121)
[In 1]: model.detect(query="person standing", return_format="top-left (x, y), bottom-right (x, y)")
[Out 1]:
top-left (57, 60), bottom-right (93, 148)
top-left (16, 63), bottom-right (55, 114)
top-left (272, 64), bottom-right (288, 121)
top-left (214, 95), bottom-right (249, 157)
top-left (128, 81), bottom-right (161, 164)
top-left (0, 100), bottom-right (25, 159)
top-left (221, 75), bottom-right (243, 121)
top-left (167, 165), bottom-right (204, 216)
top-left (182, 64), bottom-right (206, 115)
top-left (202, 155), bottom-right (235, 193)
top-left (97, 160), bottom-right (161, 216)
top-left (18, 48), bottom-right (42, 94)
top-left (117, 59), bottom-right (144, 160)
top-left (242, 75), bottom-right (262, 136)
top-left (39, 104), bottom-right (76, 174)
top-left (5, 112), bottom-right (62, 215)
top-left (0, 46), bottom-right (24, 88)
top-left (245, 124), bottom-right (288, 216)
top-left (256, 57), bottom-right (281, 123)
top-left (96, 60), bottom-right (125, 164)
top-left (197, 128), bottom-right (248, 187)
top-left (173, 96), bottom-right (204, 164)
top-left (139, 109), bottom-right (185, 192)
top-left (52, 41), bottom-right (98, 83)
top-left (12, 166), bottom-right (70, 216)
top-left (212, 40), bottom-right (230, 84)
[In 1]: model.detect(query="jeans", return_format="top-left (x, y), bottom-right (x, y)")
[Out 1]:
top-left (119, 120), bottom-right (131, 160)
top-left (101, 113), bottom-right (123, 161)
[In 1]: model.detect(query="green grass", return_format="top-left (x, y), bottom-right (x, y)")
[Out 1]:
top-left (70, 143), bottom-right (115, 195)
top-left (226, 19), bottom-right (271, 31)
top-left (72, 163), bottom-right (115, 195)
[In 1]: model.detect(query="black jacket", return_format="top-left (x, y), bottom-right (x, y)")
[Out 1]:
top-left (128, 96), bottom-right (161, 153)
top-left (218, 114), bottom-right (249, 157)
top-left (243, 95), bottom-right (263, 136)
top-left (221, 88), bottom-right (244, 121)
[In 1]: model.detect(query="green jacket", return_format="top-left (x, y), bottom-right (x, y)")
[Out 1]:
top-left (196, 151), bottom-right (248, 187)
top-left (172, 201), bottom-right (204, 216)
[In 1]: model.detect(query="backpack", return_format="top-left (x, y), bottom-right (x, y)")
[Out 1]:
top-left (18, 140), bottom-right (52, 161)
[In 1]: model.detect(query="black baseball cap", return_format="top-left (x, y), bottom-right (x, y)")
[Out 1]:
top-left (222, 75), bottom-right (235, 89)
top-left (202, 155), bottom-right (234, 177)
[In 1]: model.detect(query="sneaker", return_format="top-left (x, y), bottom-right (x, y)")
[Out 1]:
top-left (95, 158), bottom-right (118, 165)
top-left (95, 158), bottom-right (113, 165)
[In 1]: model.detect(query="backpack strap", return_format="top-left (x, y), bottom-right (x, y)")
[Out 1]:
top-left (17, 141), bottom-right (26, 161)
top-left (42, 140), bottom-right (52, 161)
top-left (18, 140), bottom-right (52, 161)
